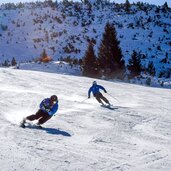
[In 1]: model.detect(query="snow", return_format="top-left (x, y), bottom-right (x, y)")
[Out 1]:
top-left (0, 67), bottom-right (171, 171)
top-left (19, 61), bottom-right (81, 75)
top-left (0, 2), bottom-right (171, 169)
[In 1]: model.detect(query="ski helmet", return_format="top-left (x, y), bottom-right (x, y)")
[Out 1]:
top-left (93, 81), bottom-right (97, 85)
top-left (50, 95), bottom-right (58, 103)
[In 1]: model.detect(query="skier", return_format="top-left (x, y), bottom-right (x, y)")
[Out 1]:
top-left (88, 81), bottom-right (110, 106)
top-left (20, 95), bottom-right (58, 128)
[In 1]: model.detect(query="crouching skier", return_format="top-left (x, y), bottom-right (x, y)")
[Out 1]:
top-left (20, 95), bottom-right (58, 128)
top-left (88, 81), bottom-right (110, 106)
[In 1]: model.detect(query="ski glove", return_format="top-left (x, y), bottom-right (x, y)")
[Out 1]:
top-left (104, 90), bottom-right (107, 93)
top-left (42, 104), bottom-right (50, 112)
top-left (46, 108), bottom-right (50, 112)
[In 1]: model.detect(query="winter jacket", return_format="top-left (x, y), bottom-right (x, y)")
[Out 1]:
top-left (40, 98), bottom-right (58, 116)
top-left (88, 85), bottom-right (107, 97)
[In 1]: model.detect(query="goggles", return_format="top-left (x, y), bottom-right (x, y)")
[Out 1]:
top-left (52, 100), bottom-right (57, 104)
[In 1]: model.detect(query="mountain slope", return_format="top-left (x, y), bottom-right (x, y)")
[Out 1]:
top-left (0, 68), bottom-right (170, 171)
top-left (0, 1), bottom-right (171, 79)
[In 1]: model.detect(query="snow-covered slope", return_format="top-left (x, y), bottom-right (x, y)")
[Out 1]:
top-left (19, 60), bottom-right (81, 75)
top-left (0, 68), bottom-right (170, 171)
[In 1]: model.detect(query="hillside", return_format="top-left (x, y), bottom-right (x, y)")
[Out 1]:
top-left (0, 1), bottom-right (171, 66)
top-left (0, 1), bottom-right (171, 78)
top-left (0, 67), bottom-right (171, 171)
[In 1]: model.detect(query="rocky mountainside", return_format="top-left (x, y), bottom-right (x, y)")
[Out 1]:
top-left (0, 0), bottom-right (171, 82)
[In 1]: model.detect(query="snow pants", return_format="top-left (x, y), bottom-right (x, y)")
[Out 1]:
top-left (94, 92), bottom-right (109, 104)
top-left (26, 109), bottom-right (52, 125)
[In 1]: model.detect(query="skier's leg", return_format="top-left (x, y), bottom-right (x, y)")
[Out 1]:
top-left (37, 112), bottom-right (52, 125)
top-left (101, 95), bottom-right (110, 105)
top-left (98, 93), bottom-right (110, 105)
top-left (95, 93), bottom-right (105, 105)
top-left (26, 109), bottom-right (44, 121)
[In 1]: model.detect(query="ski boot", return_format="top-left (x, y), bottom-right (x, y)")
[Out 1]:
top-left (20, 118), bottom-right (26, 128)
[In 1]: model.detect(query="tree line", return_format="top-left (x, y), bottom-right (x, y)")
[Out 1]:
top-left (82, 22), bottom-right (158, 80)
top-left (82, 22), bottom-right (125, 79)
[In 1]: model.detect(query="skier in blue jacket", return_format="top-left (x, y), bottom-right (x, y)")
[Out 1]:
top-left (88, 81), bottom-right (110, 106)
top-left (20, 95), bottom-right (58, 128)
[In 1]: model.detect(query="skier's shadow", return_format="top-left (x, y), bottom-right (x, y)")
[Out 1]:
top-left (42, 127), bottom-right (71, 137)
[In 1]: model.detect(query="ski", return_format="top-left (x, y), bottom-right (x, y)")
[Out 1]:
top-left (101, 104), bottom-right (117, 110)
top-left (19, 119), bottom-right (43, 129)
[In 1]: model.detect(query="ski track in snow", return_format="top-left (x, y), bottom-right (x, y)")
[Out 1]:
top-left (0, 68), bottom-right (171, 171)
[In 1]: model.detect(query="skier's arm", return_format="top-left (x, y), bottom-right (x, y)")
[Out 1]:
top-left (48, 103), bottom-right (58, 116)
top-left (98, 85), bottom-right (107, 93)
top-left (88, 87), bottom-right (92, 98)
top-left (40, 99), bottom-right (50, 111)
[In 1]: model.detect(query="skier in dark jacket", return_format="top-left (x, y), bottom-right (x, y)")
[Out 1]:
top-left (20, 95), bottom-right (58, 128)
top-left (88, 81), bottom-right (110, 106)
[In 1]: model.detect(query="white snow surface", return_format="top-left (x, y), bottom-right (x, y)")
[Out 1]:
top-left (0, 67), bottom-right (171, 171)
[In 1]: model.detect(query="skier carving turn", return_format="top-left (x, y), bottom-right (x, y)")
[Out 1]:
top-left (88, 81), bottom-right (111, 106)
top-left (20, 95), bottom-right (58, 128)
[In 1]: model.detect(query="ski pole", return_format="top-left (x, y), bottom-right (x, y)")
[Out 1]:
top-left (107, 93), bottom-right (119, 102)
top-left (80, 98), bottom-right (88, 103)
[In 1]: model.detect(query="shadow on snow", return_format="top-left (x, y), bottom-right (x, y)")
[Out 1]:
top-left (26, 125), bottom-right (71, 137)
top-left (42, 127), bottom-right (71, 137)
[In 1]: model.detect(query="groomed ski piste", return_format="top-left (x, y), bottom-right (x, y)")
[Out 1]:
top-left (0, 67), bottom-right (171, 171)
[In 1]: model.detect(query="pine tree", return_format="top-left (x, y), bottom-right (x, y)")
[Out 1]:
top-left (82, 42), bottom-right (98, 77)
top-left (3, 60), bottom-right (10, 67)
top-left (98, 22), bottom-right (125, 79)
top-left (39, 49), bottom-right (52, 63)
top-left (147, 61), bottom-right (155, 76)
top-left (125, 0), bottom-right (131, 13)
top-left (160, 52), bottom-right (168, 63)
top-left (81, 0), bottom-right (89, 5)
top-left (162, 2), bottom-right (169, 12)
top-left (11, 57), bottom-right (17, 66)
top-left (41, 49), bottom-right (47, 59)
top-left (128, 50), bottom-right (142, 79)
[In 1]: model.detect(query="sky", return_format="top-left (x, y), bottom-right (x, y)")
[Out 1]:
top-left (0, 0), bottom-right (170, 7)
top-left (0, 66), bottom-right (171, 170)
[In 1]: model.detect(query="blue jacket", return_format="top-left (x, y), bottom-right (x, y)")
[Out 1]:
top-left (40, 98), bottom-right (58, 116)
top-left (88, 84), bottom-right (106, 97)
